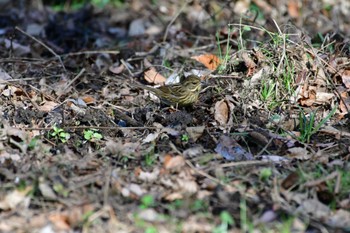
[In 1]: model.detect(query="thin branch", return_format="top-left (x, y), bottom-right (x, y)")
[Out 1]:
top-left (163, 1), bottom-right (189, 43)
top-left (15, 26), bottom-right (67, 72)
top-left (55, 68), bottom-right (85, 101)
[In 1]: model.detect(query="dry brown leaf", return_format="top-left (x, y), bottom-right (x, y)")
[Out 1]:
top-left (281, 171), bottom-right (300, 189)
top-left (215, 100), bottom-right (229, 125)
top-left (144, 67), bottom-right (166, 84)
top-left (67, 204), bottom-right (94, 226)
top-left (143, 58), bottom-right (166, 84)
top-left (164, 192), bottom-right (183, 201)
top-left (241, 52), bottom-right (256, 76)
top-left (299, 87), bottom-right (316, 106)
top-left (315, 92), bottom-right (334, 104)
top-left (164, 155), bottom-right (185, 170)
top-left (214, 99), bottom-right (234, 126)
top-left (339, 91), bottom-right (349, 114)
top-left (191, 54), bottom-right (221, 70)
top-left (135, 167), bottom-right (160, 182)
top-left (177, 179), bottom-right (198, 195)
top-left (49, 213), bottom-right (71, 231)
top-left (288, 0), bottom-right (299, 18)
top-left (109, 63), bottom-right (125, 74)
top-left (38, 101), bottom-right (58, 112)
top-left (0, 186), bottom-right (32, 210)
top-left (341, 69), bottom-right (350, 89)
top-left (82, 96), bottom-right (96, 105)
top-left (186, 126), bottom-right (205, 142)
top-left (287, 147), bottom-right (311, 160)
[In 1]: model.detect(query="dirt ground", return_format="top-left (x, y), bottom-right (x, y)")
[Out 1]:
top-left (0, 0), bottom-right (350, 232)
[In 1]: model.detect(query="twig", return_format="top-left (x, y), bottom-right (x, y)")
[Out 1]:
top-left (61, 50), bottom-right (120, 57)
top-left (163, 1), bottom-right (189, 42)
top-left (55, 68), bottom-right (85, 101)
top-left (16, 86), bottom-right (40, 111)
top-left (215, 160), bottom-right (273, 170)
top-left (20, 125), bottom-right (160, 131)
top-left (304, 171), bottom-right (339, 188)
top-left (103, 166), bottom-right (112, 206)
top-left (15, 26), bottom-right (67, 72)
top-left (185, 160), bottom-right (229, 187)
top-left (120, 59), bottom-right (134, 77)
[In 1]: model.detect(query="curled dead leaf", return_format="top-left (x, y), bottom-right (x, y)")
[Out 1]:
top-left (191, 54), bottom-right (221, 71)
top-left (163, 155), bottom-right (185, 170)
top-left (144, 67), bottom-right (166, 84)
top-left (214, 98), bottom-right (234, 126)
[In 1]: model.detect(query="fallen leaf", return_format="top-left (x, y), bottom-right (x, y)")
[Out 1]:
top-left (39, 182), bottom-right (57, 200)
top-left (143, 59), bottom-right (166, 84)
top-left (214, 99), bottom-right (234, 126)
top-left (38, 101), bottom-right (58, 112)
top-left (163, 155), bottom-right (185, 170)
top-left (0, 187), bottom-right (32, 210)
top-left (327, 209), bottom-right (350, 228)
top-left (341, 69), bottom-right (350, 89)
top-left (0, 68), bottom-right (12, 80)
top-left (177, 178), bottom-right (198, 195)
top-left (287, 147), bottom-right (311, 160)
top-left (241, 52), bottom-right (256, 76)
top-left (288, 0), bottom-right (299, 18)
top-left (281, 171), bottom-right (300, 189)
top-left (215, 135), bottom-right (253, 161)
top-left (191, 54), bottom-right (221, 70)
top-left (183, 146), bottom-right (204, 158)
top-left (136, 167), bottom-right (160, 182)
top-left (82, 96), bottom-right (96, 105)
top-left (164, 192), bottom-right (183, 201)
top-left (48, 213), bottom-right (71, 231)
top-left (128, 18), bottom-right (145, 36)
top-left (137, 208), bottom-right (159, 222)
top-left (186, 126), bottom-right (205, 142)
top-left (109, 63), bottom-right (125, 74)
top-left (142, 132), bottom-right (160, 144)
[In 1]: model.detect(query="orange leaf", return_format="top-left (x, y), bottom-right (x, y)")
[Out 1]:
top-left (163, 155), bottom-right (185, 170)
top-left (288, 0), bottom-right (299, 18)
top-left (341, 69), bottom-right (350, 89)
top-left (144, 67), bottom-right (166, 84)
top-left (191, 54), bottom-right (221, 70)
top-left (82, 96), bottom-right (96, 105)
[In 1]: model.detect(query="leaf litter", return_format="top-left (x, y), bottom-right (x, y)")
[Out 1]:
top-left (0, 0), bottom-right (350, 232)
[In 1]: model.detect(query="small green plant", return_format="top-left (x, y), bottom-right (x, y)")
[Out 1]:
top-left (167, 199), bottom-right (183, 211)
top-left (140, 194), bottom-right (155, 209)
top-left (240, 198), bottom-right (254, 232)
top-left (190, 199), bottom-right (208, 212)
top-left (50, 126), bottom-right (70, 143)
top-left (144, 153), bottom-right (157, 166)
top-left (84, 129), bottom-right (103, 142)
top-left (260, 168), bottom-right (272, 181)
top-left (50, 0), bottom-right (126, 11)
top-left (298, 105), bottom-right (336, 143)
top-left (144, 227), bottom-right (157, 233)
top-left (216, 25), bottom-right (234, 73)
top-left (163, 59), bottom-right (171, 70)
top-left (213, 211), bottom-right (234, 233)
top-left (260, 80), bottom-right (275, 101)
top-left (53, 183), bottom-right (69, 197)
top-left (181, 134), bottom-right (189, 142)
top-left (277, 215), bottom-right (295, 233)
top-left (28, 137), bottom-right (39, 150)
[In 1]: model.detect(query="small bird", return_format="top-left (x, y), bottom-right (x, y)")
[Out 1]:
top-left (134, 75), bottom-right (202, 106)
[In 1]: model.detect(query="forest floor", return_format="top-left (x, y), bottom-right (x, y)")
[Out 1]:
top-left (0, 0), bottom-right (350, 232)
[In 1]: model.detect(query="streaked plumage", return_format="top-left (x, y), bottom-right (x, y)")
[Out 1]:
top-left (135, 75), bottom-right (201, 106)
